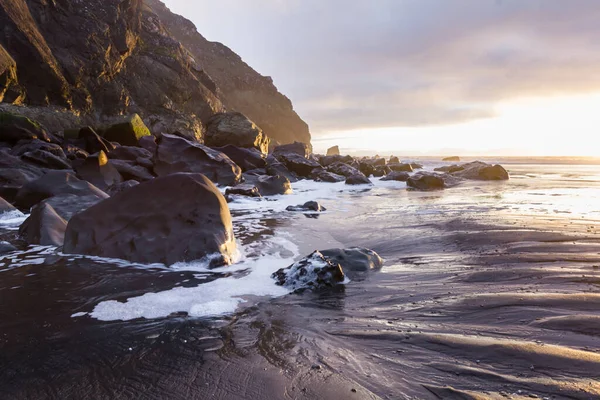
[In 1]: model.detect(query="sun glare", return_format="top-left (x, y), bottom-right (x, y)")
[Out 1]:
top-left (313, 93), bottom-right (600, 156)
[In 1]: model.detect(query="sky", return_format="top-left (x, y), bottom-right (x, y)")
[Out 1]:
top-left (163, 0), bottom-right (600, 156)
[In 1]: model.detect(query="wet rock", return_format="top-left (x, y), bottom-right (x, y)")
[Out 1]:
top-left (19, 202), bottom-right (67, 246)
top-left (79, 127), bottom-right (115, 154)
top-left (407, 172), bottom-right (446, 191)
top-left (108, 145), bottom-right (153, 161)
top-left (327, 161), bottom-right (361, 178)
top-left (11, 139), bottom-right (66, 158)
top-left (74, 151), bottom-right (123, 190)
top-left (381, 171), bottom-right (410, 182)
top-left (388, 163), bottom-right (413, 172)
top-left (326, 145), bottom-right (340, 156)
top-left (265, 160), bottom-right (298, 183)
top-left (272, 141), bottom-right (310, 159)
top-left (0, 241), bottom-right (16, 254)
top-left (215, 145), bottom-right (266, 172)
top-left (272, 251), bottom-right (345, 291)
top-left (410, 162), bottom-right (424, 170)
top-left (21, 149), bottom-right (71, 170)
top-left (372, 166), bottom-right (391, 177)
top-left (358, 161), bottom-right (375, 177)
top-left (286, 201), bottom-right (326, 212)
top-left (108, 160), bottom-right (154, 182)
top-left (311, 169), bottom-right (345, 183)
top-left (346, 173), bottom-right (372, 185)
top-left (138, 136), bottom-right (158, 155)
top-left (106, 180), bottom-right (139, 196)
top-left (205, 112), bottom-right (270, 154)
top-left (320, 247), bottom-right (383, 277)
top-left (225, 184), bottom-right (261, 198)
top-left (102, 114), bottom-right (151, 146)
top-left (0, 112), bottom-right (51, 143)
top-left (14, 170), bottom-right (108, 211)
top-left (43, 193), bottom-right (108, 222)
top-left (435, 165), bottom-right (464, 173)
top-left (443, 156), bottom-right (461, 162)
top-left (153, 134), bottom-right (242, 186)
top-left (452, 161), bottom-right (509, 180)
top-left (278, 153), bottom-right (321, 178)
top-left (0, 196), bottom-right (15, 213)
top-left (245, 174), bottom-right (292, 195)
top-left (64, 173), bottom-right (237, 266)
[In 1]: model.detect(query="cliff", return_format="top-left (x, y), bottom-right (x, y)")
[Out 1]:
top-left (0, 0), bottom-right (311, 145)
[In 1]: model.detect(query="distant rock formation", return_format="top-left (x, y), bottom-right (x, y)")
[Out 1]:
top-left (326, 146), bottom-right (340, 156)
top-left (443, 156), bottom-right (461, 162)
top-left (0, 0), bottom-right (311, 146)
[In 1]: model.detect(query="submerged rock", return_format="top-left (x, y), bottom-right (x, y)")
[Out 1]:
top-left (286, 201), bottom-right (326, 212)
top-left (153, 133), bottom-right (242, 186)
top-left (63, 173), bottom-right (237, 266)
top-left (205, 112), bottom-right (270, 154)
top-left (272, 251), bottom-right (345, 291)
top-left (19, 202), bottom-right (67, 246)
top-left (320, 247), bottom-right (383, 279)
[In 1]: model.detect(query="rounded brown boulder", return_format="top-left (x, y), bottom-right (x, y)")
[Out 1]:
top-left (63, 173), bottom-right (237, 267)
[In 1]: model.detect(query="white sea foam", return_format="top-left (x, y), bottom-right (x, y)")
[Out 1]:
top-left (0, 210), bottom-right (27, 230)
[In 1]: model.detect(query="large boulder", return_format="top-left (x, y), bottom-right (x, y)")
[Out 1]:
top-left (106, 180), bottom-right (139, 196)
top-left (277, 153), bottom-right (321, 178)
top-left (434, 165), bottom-right (464, 173)
top-left (153, 134), bottom-right (242, 186)
top-left (272, 142), bottom-right (310, 159)
top-left (265, 160), bottom-right (298, 182)
top-left (215, 145), bottom-right (266, 172)
top-left (326, 161), bottom-right (361, 178)
top-left (74, 151), bottom-right (123, 190)
top-left (0, 112), bottom-right (51, 144)
top-left (407, 172), bottom-right (446, 191)
top-left (272, 251), bottom-right (345, 291)
top-left (326, 145), bottom-right (340, 156)
top-left (205, 112), bottom-right (270, 154)
top-left (346, 173), bottom-right (372, 185)
top-left (244, 174), bottom-right (292, 196)
top-left (452, 161), bottom-right (509, 180)
top-left (63, 173), bottom-right (237, 266)
top-left (14, 171), bottom-right (108, 211)
top-left (43, 194), bottom-right (107, 222)
top-left (310, 169), bottom-right (345, 183)
top-left (380, 171), bottom-right (410, 182)
top-left (102, 114), bottom-right (151, 146)
top-left (108, 160), bottom-right (154, 182)
top-left (18, 202), bottom-right (67, 246)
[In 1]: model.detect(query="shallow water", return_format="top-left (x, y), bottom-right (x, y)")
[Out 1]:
top-left (2, 162), bottom-right (600, 399)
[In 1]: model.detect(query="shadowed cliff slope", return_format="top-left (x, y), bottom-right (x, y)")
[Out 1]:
top-left (0, 0), bottom-right (311, 145)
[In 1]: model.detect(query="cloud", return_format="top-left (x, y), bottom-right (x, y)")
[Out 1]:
top-left (163, 0), bottom-right (600, 134)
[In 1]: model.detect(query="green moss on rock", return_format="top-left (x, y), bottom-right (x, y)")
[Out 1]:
top-left (102, 114), bottom-right (151, 146)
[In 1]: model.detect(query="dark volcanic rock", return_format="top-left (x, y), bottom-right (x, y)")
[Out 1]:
top-left (320, 247), bottom-right (383, 279)
top-left (265, 161), bottom-right (298, 183)
top-left (74, 151), bottom-right (123, 190)
top-left (205, 112), bottom-right (270, 154)
top-left (138, 136), bottom-right (158, 155)
top-left (0, 195), bottom-right (15, 213)
top-left (215, 145), bottom-right (266, 172)
top-left (326, 162), bottom-right (361, 178)
top-left (244, 174), bottom-right (292, 196)
top-left (286, 201), bottom-right (326, 212)
top-left (225, 184), bottom-right (261, 198)
top-left (272, 251), bottom-right (345, 291)
top-left (407, 172), bottom-right (446, 191)
top-left (102, 114), bottom-right (151, 147)
top-left (79, 127), bottom-right (115, 155)
top-left (388, 163), bottom-right (413, 172)
top-left (310, 169), bottom-right (345, 183)
top-left (452, 161), bottom-right (509, 180)
top-left (326, 146), bottom-right (340, 156)
top-left (108, 160), bottom-right (154, 182)
top-left (346, 174), bottom-right (372, 185)
top-left (106, 180), bottom-right (139, 196)
top-left (18, 202), bottom-right (67, 246)
top-left (381, 171), bottom-right (410, 182)
top-left (108, 145), bottom-right (153, 161)
top-left (435, 165), bottom-right (464, 173)
top-left (14, 170), bottom-right (108, 211)
top-left (273, 142), bottom-right (310, 159)
top-left (153, 134), bottom-right (242, 186)
top-left (21, 149), bottom-right (71, 170)
top-left (63, 173), bottom-right (237, 266)
top-left (43, 193), bottom-right (107, 222)
top-left (277, 153), bottom-right (321, 178)
top-left (0, 112), bottom-right (51, 143)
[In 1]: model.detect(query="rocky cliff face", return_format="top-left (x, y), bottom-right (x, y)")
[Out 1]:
top-left (0, 0), bottom-right (311, 145)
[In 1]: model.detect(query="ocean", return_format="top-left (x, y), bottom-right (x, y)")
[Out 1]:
top-left (2, 159), bottom-right (600, 399)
